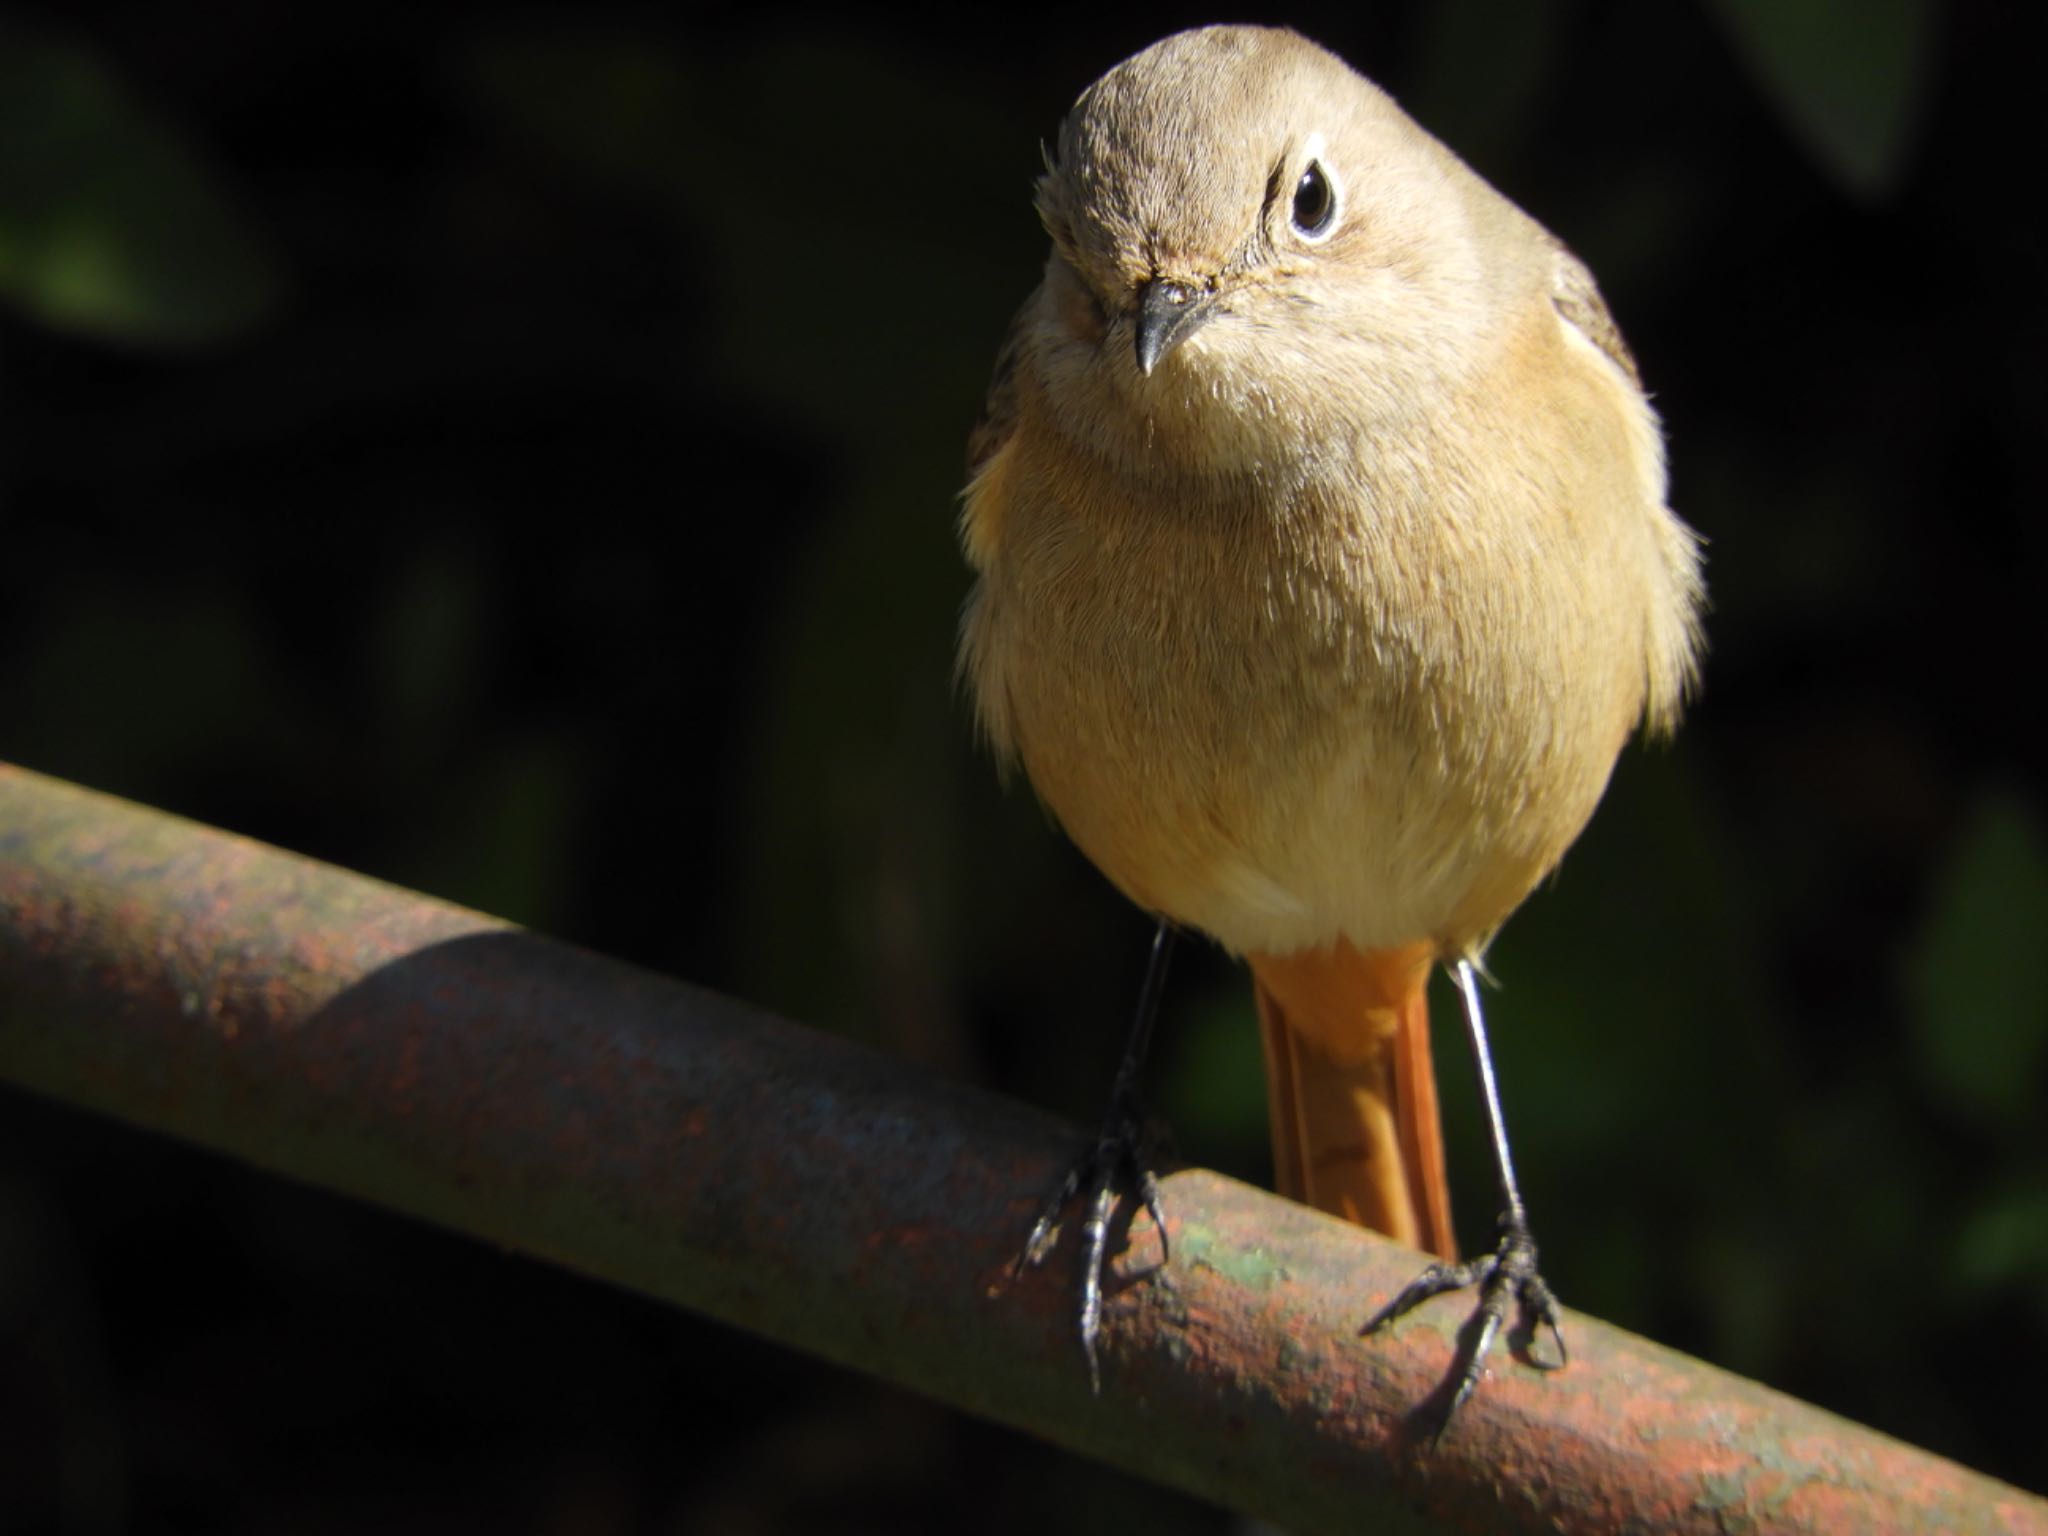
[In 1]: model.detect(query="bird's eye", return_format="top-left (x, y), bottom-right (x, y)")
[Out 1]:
top-left (1290, 160), bottom-right (1337, 240)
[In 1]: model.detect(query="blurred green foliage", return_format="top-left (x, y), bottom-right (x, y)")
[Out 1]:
top-left (1704, 0), bottom-right (1935, 196)
top-left (2, 0), bottom-right (2044, 1529)
top-left (1905, 787), bottom-right (2048, 1131)
top-left (0, 33), bottom-right (280, 343)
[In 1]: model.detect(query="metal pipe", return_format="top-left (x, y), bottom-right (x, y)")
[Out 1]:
top-left (1, 762), bottom-right (2041, 1534)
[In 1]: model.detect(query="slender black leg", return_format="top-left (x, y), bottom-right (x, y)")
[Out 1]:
top-left (1015, 919), bottom-right (1177, 1391)
top-left (1363, 958), bottom-right (1566, 1426)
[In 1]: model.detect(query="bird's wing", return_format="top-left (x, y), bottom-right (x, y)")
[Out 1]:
top-left (965, 295), bottom-right (1033, 478)
top-left (1548, 240), bottom-right (1642, 388)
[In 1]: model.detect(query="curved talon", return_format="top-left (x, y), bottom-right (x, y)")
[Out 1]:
top-left (1012, 922), bottom-right (1178, 1392)
top-left (1013, 1101), bottom-right (1168, 1392)
top-left (1015, 1161), bottom-right (1082, 1278)
top-left (1137, 1170), bottom-right (1170, 1268)
top-left (1365, 1214), bottom-right (1565, 1429)
top-left (1521, 1271), bottom-right (1567, 1370)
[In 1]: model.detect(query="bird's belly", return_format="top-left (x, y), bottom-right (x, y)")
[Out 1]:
top-left (1002, 586), bottom-right (1588, 959)
top-left (972, 402), bottom-right (1652, 960)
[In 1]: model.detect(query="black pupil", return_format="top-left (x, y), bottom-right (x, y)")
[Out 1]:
top-left (1292, 162), bottom-right (1333, 235)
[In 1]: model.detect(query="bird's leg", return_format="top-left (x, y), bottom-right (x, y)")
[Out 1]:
top-left (1363, 958), bottom-right (1566, 1424)
top-left (1014, 919), bottom-right (1176, 1391)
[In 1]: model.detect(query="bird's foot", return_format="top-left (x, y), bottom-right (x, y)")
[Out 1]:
top-left (1364, 1210), bottom-right (1566, 1431)
top-left (1013, 1092), bottom-right (1169, 1393)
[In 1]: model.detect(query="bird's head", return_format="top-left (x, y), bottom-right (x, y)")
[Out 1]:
top-left (1029, 26), bottom-right (1525, 472)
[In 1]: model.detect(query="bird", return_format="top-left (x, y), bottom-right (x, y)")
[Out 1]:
top-left (956, 23), bottom-right (1705, 1415)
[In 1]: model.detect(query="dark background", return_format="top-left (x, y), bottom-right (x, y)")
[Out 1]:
top-left (4, 0), bottom-right (2045, 1528)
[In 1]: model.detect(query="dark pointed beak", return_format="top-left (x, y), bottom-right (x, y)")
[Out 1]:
top-left (1133, 278), bottom-right (1216, 376)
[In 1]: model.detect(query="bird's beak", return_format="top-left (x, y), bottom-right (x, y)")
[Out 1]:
top-left (1133, 278), bottom-right (1217, 376)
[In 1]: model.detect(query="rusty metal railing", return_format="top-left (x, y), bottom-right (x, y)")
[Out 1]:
top-left (1, 761), bottom-right (2041, 1534)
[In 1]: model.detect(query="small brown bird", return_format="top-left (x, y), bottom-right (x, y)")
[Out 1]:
top-left (958, 25), bottom-right (1704, 1411)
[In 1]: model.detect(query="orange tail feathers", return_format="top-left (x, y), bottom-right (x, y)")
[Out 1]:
top-left (1249, 940), bottom-right (1456, 1261)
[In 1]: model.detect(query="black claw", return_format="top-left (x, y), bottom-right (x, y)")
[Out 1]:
top-left (1014, 1163), bottom-right (1082, 1278)
top-left (1137, 1171), bottom-right (1170, 1269)
top-left (1013, 921), bottom-right (1178, 1390)
top-left (1364, 1213), bottom-right (1565, 1433)
top-left (1014, 1098), bottom-right (1168, 1391)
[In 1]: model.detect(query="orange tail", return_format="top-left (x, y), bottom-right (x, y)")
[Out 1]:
top-left (1249, 940), bottom-right (1456, 1260)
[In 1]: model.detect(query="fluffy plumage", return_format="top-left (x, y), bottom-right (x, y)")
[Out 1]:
top-left (958, 25), bottom-right (1704, 1247)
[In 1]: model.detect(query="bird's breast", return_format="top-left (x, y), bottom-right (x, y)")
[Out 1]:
top-left (961, 325), bottom-right (1655, 955)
